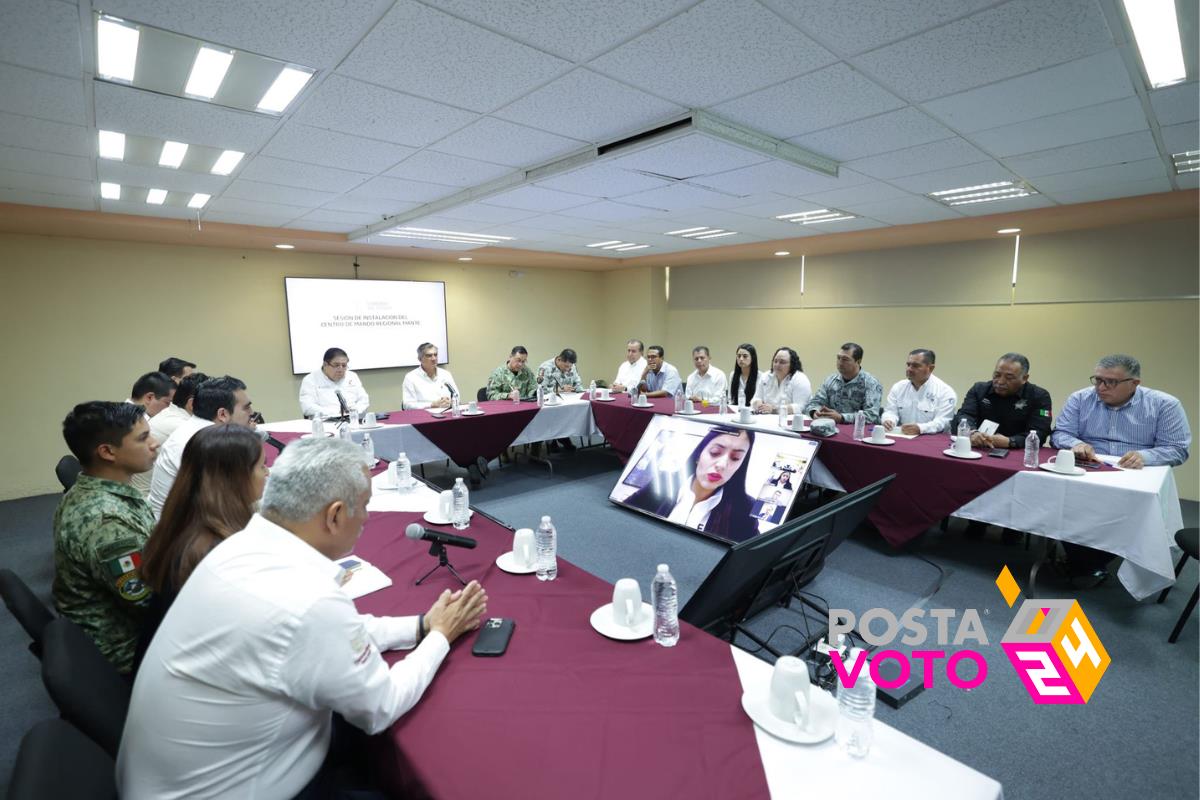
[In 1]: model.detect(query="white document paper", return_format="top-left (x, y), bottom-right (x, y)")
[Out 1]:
top-left (337, 558), bottom-right (393, 599)
top-left (978, 419), bottom-right (1000, 436)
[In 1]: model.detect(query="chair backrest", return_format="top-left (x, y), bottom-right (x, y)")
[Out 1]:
top-left (55, 455), bottom-right (82, 492)
top-left (8, 718), bottom-right (117, 800)
top-left (476, 386), bottom-right (488, 402)
top-left (0, 568), bottom-right (55, 658)
top-left (40, 619), bottom-right (133, 758)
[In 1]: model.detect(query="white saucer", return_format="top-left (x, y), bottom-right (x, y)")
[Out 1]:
top-left (357, 423), bottom-right (385, 430)
top-left (1039, 461), bottom-right (1085, 476)
top-left (589, 603), bottom-right (654, 640)
top-left (495, 551), bottom-right (537, 574)
top-left (461, 409), bottom-right (485, 416)
top-left (788, 426), bottom-right (811, 433)
top-left (592, 396), bottom-right (616, 402)
top-left (301, 432), bottom-right (334, 439)
top-left (422, 509), bottom-right (475, 525)
top-left (676, 409), bottom-right (702, 415)
top-left (862, 437), bottom-right (895, 446)
top-left (741, 689), bottom-right (837, 745)
top-left (633, 402), bottom-right (654, 409)
top-left (943, 448), bottom-right (983, 460)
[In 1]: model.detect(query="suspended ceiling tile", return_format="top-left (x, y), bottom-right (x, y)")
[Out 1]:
top-left (769, 215), bottom-right (887, 236)
top-left (553, 200), bottom-right (665, 223)
top-left (296, 208), bottom-right (381, 226)
top-left (801, 180), bottom-right (913, 208)
top-left (262, 123), bottom-right (417, 175)
top-left (722, 193), bottom-right (826, 218)
top-left (422, 0), bottom-right (695, 62)
top-left (0, 111), bottom-right (90, 158)
top-left (620, 181), bottom-right (750, 212)
top-left (94, 82), bottom-right (276, 152)
top-left (590, 0), bottom-right (836, 108)
top-left (846, 137), bottom-right (991, 181)
top-left (1029, 158), bottom-right (1169, 193)
top-left (534, 163), bottom-right (672, 198)
top-left (852, 0), bottom-right (1114, 102)
top-left (1150, 82), bottom-right (1200, 126)
top-left (841, 195), bottom-right (962, 225)
top-left (760, 0), bottom-right (998, 56)
top-left (969, 98), bottom-right (1149, 159)
top-left (950, 193), bottom-right (1054, 216)
top-left (603, 133), bottom-right (769, 180)
top-left (0, 167), bottom-right (93, 198)
top-left (100, 0), bottom-right (393, 69)
top-left (789, 107), bottom-right (955, 161)
top-left (223, 178), bottom-right (335, 207)
top-left (205, 195), bottom-right (307, 216)
top-left (295, 75), bottom-right (479, 148)
top-left (1175, 172), bottom-right (1199, 190)
top-left (691, 161), bottom-right (870, 198)
top-left (320, 196), bottom-right (419, 217)
top-left (384, 150), bottom-right (512, 187)
top-left (97, 160), bottom-right (228, 195)
top-left (392, 214), bottom-right (499, 233)
top-left (922, 50), bottom-right (1133, 134)
top-left (345, 176), bottom-right (459, 203)
top-left (203, 210), bottom-right (301, 228)
top-left (339, 0), bottom-right (570, 113)
top-left (711, 63), bottom-right (905, 140)
top-left (433, 201), bottom-right (540, 225)
top-left (239, 156), bottom-right (370, 193)
top-left (99, 199), bottom-right (196, 220)
top-left (284, 220), bottom-right (358, 233)
top-left (429, 117), bottom-right (587, 168)
top-left (1160, 122), bottom-right (1200, 156)
top-left (888, 160), bottom-right (1020, 194)
top-left (0, 0), bottom-right (81, 78)
top-left (670, 210), bottom-right (808, 240)
top-left (1044, 176), bottom-right (1173, 206)
top-left (0, 63), bottom-right (85, 125)
top-left (0, 144), bottom-right (91, 181)
top-left (480, 184), bottom-right (593, 213)
top-left (1004, 131), bottom-right (1160, 178)
top-left (0, 187), bottom-right (95, 211)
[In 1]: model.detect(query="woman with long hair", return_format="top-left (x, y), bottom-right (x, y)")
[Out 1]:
top-left (752, 346), bottom-right (812, 415)
top-left (729, 344), bottom-right (761, 408)
top-left (627, 426), bottom-right (757, 541)
top-left (136, 424), bottom-right (268, 669)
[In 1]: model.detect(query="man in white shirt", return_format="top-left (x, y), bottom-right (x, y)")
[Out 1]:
top-left (882, 349), bottom-right (957, 435)
top-left (638, 345), bottom-right (682, 397)
top-left (402, 343), bottom-right (457, 410)
top-left (299, 347), bottom-right (370, 418)
top-left (158, 356), bottom-right (196, 385)
top-left (148, 376), bottom-right (256, 517)
top-left (611, 339), bottom-right (647, 393)
top-left (685, 346), bottom-right (727, 402)
top-left (133, 372), bottom-right (207, 497)
top-left (128, 372), bottom-right (175, 496)
top-left (118, 437), bottom-right (488, 800)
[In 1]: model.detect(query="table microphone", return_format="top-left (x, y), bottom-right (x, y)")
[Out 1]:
top-left (255, 429), bottom-right (288, 452)
top-left (335, 390), bottom-right (350, 417)
top-left (405, 523), bottom-right (477, 549)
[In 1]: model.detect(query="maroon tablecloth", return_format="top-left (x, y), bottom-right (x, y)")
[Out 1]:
top-left (590, 396), bottom-right (719, 459)
top-left (399, 401), bottom-right (541, 467)
top-left (352, 511), bottom-right (770, 800)
top-left (807, 428), bottom-right (1034, 546)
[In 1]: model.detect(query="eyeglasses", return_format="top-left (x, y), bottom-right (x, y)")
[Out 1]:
top-left (1090, 376), bottom-right (1135, 389)
top-left (325, 361), bottom-right (349, 368)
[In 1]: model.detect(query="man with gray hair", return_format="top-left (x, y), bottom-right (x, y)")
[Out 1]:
top-left (118, 437), bottom-right (488, 799)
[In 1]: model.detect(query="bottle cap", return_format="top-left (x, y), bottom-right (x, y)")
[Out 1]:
top-left (657, 563), bottom-right (669, 573)
top-left (541, 515), bottom-right (551, 523)
top-left (398, 452), bottom-right (406, 459)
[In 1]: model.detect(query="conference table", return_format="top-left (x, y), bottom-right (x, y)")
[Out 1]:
top-left (346, 475), bottom-right (1003, 800)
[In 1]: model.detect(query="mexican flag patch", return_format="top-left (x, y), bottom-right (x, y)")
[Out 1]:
top-left (105, 551), bottom-right (141, 579)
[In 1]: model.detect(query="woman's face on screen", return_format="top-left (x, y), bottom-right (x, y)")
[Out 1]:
top-left (695, 432), bottom-right (750, 491)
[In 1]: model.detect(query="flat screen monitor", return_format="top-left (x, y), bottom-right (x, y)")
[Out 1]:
top-left (609, 415), bottom-right (820, 543)
top-left (283, 277), bottom-right (448, 374)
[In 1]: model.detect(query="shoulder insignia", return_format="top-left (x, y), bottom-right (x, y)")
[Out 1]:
top-left (105, 552), bottom-right (151, 602)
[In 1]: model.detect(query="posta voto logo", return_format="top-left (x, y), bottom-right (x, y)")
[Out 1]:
top-left (827, 566), bottom-right (1111, 704)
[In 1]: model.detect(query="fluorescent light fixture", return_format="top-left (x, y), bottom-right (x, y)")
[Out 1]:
top-left (774, 251), bottom-right (790, 256)
top-left (997, 228), bottom-right (1022, 234)
top-left (800, 254), bottom-right (806, 295)
top-left (458, 257), bottom-right (473, 261)
top-left (210, 150), bottom-right (244, 176)
top-left (398, 227), bottom-right (512, 240)
top-left (1122, 0), bottom-right (1186, 88)
top-left (664, 226), bottom-right (739, 239)
top-left (275, 244), bottom-right (295, 250)
top-left (185, 46), bottom-right (234, 99)
top-left (927, 181), bottom-right (1037, 207)
top-left (187, 193), bottom-right (210, 209)
top-left (587, 240), bottom-right (623, 247)
top-left (1171, 150), bottom-right (1200, 174)
top-left (776, 208), bottom-right (856, 224)
top-left (692, 231), bottom-right (738, 240)
top-left (928, 181), bottom-right (1012, 197)
top-left (664, 227), bottom-right (708, 235)
top-left (159, 140), bottom-right (188, 169)
top-left (98, 130), bottom-right (125, 160)
top-left (1011, 234), bottom-right (1021, 286)
top-left (100, 182), bottom-right (121, 200)
top-left (601, 243), bottom-right (633, 249)
top-left (257, 66), bottom-right (313, 113)
top-left (379, 227), bottom-right (515, 246)
top-left (145, 188), bottom-right (167, 205)
top-left (611, 244), bottom-right (650, 251)
top-left (96, 16), bottom-right (139, 82)
top-left (587, 240), bottom-right (649, 250)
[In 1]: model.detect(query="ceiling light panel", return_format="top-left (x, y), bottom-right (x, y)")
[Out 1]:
top-left (1171, 150), bottom-right (1199, 174)
top-left (210, 150), bottom-right (245, 176)
top-left (1122, 0), bottom-right (1187, 88)
top-left (664, 226), bottom-right (739, 239)
top-left (775, 208), bottom-right (858, 224)
top-left (145, 188), bottom-right (167, 204)
top-left (926, 181), bottom-right (1039, 207)
top-left (187, 193), bottom-right (210, 208)
top-left (98, 130), bottom-right (125, 160)
top-left (586, 240), bottom-right (650, 251)
top-left (158, 141), bottom-right (188, 169)
top-left (378, 226), bottom-right (516, 247)
top-left (92, 13), bottom-right (317, 116)
top-left (100, 182), bottom-right (121, 200)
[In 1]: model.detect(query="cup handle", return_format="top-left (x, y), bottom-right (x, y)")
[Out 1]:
top-left (625, 598), bottom-right (636, 625)
top-left (793, 692), bottom-right (809, 731)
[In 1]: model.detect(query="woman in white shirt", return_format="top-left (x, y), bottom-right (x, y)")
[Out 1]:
top-left (752, 347), bottom-right (812, 415)
top-left (626, 426), bottom-right (757, 542)
top-left (728, 344), bottom-right (761, 408)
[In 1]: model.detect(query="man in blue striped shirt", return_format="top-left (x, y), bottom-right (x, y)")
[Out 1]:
top-left (1051, 354), bottom-right (1190, 469)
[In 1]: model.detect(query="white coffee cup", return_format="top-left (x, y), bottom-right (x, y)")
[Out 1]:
top-left (1054, 448), bottom-right (1076, 473)
top-left (363, 411), bottom-right (378, 427)
top-left (637, 393), bottom-right (648, 406)
top-left (871, 424), bottom-right (888, 443)
top-left (683, 398), bottom-right (695, 413)
top-left (767, 655), bottom-right (811, 728)
top-left (953, 435), bottom-right (972, 456)
top-left (738, 406), bottom-right (753, 424)
top-left (599, 387), bottom-right (610, 400)
top-left (467, 400), bottom-right (479, 413)
top-left (438, 490), bottom-right (454, 520)
top-left (511, 528), bottom-right (534, 568)
top-left (612, 578), bottom-right (643, 627)
top-left (791, 413), bottom-right (805, 432)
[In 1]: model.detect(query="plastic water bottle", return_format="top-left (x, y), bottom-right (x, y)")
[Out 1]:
top-left (1024, 430), bottom-right (1040, 468)
top-left (853, 410), bottom-right (866, 440)
top-left (535, 515), bottom-right (558, 581)
top-left (451, 394), bottom-right (461, 417)
top-left (338, 423), bottom-right (352, 442)
top-left (588, 379), bottom-right (597, 399)
top-left (311, 414), bottom-right (324, 438)
top-left (361, 433), bottom-right (375, 465)
top-left (451, 477), bottom-right (469, 530)
top-left (719, 394), bottom-right (729, 416)
top-left (651, 564), bottom-right (680, 647)
top-left (395, 451), bottom-right (412, 490)
top-left (836, 647), bottom-right (876, 758)
top-left (778, 403), bottom-right (787, 427)
top-left (536, 384), bottom-right (545, 408)
top-left (673, 386), bottom-right (684, 413)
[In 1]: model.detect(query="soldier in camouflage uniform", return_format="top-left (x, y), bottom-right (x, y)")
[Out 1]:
top-left (486, 346), bottom-right (538, 400)
top-left (536, 348), bottom-right (584, 395)
top-left (805, 342), bottom-right (884, 425)
top-left (53, 401), bottom-right (158, 673)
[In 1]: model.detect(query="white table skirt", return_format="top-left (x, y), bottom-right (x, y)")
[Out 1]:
top-left (731, 647), bottom-right (1004, 800)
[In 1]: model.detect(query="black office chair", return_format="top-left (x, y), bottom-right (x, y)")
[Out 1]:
top-left (54, 455), bottom-right (82, 492)
top-left (476, 386), bottom-right (488, 403)
top-left (41, 619), bottom-right (132, 757)
top-left (0, 569), bottom-right (55, 658)
top-left (1157, 527), bottom-right (1198, 644)
top-left (7, 718), bottom-right (117, 800)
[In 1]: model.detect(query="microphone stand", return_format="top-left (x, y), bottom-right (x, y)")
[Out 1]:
top-left (414, 540), bottom-right (467, 587)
